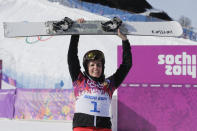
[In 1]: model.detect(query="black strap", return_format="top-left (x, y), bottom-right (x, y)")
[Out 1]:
top-left (101, 17), bottom-right (122, 32)
top-left (52, 17), bottom-right (73, 32)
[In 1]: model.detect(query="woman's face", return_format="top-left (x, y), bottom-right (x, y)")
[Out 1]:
top-left (87, 60), bottom-right (103, 78)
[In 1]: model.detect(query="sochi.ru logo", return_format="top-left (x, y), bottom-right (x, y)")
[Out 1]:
top-left (158, 52), bottom-right (196, 78)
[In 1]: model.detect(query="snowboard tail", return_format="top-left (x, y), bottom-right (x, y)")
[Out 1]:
top-left (3, 17), bottom-right (183, 38)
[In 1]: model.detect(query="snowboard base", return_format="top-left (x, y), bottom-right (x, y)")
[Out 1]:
top-left (3, 18), bottom-right (183, 37)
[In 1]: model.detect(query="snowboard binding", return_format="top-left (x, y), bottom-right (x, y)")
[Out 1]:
top-left (101, 17), bottom-right (122, 32)
top-left (52, 17), bottom-right (73, 32)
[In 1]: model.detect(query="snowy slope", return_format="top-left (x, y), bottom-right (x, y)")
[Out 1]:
top-left (0, 0), bottom-right (196, 85)
top-left (0, 0), bottom-right (197, 131)
top-left (0, 0), bottom-right (115, 89)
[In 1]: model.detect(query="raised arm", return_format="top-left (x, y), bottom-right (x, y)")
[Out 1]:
top-left (67, 35), bottom-right (81, 82)
top-left (109, 29), bottom-right (132, 88)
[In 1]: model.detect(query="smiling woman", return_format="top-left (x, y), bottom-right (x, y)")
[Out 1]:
top-left (83, 50), bottom-right (105, 81)
top-left (87, 60), bottom-right (103, 78)
top-left (67, 18), bottom-right (132, 131)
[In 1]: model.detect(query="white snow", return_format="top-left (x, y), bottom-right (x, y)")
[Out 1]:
top-left (0, 0), bottom-right (197, 131)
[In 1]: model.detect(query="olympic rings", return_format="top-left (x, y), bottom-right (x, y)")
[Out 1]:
top-left (38, 36), bottom-right (53, 41)
top-left (25, 36), bottom-right (53, 44)
top-left (25, 37), bottom-right (39, 44)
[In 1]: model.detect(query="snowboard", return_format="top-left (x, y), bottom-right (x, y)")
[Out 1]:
top-left (3, 17), bottom-right (183, 38)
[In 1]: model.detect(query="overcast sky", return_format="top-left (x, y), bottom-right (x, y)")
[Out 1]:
top-left (147, 0), bottom-right (197, 29)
